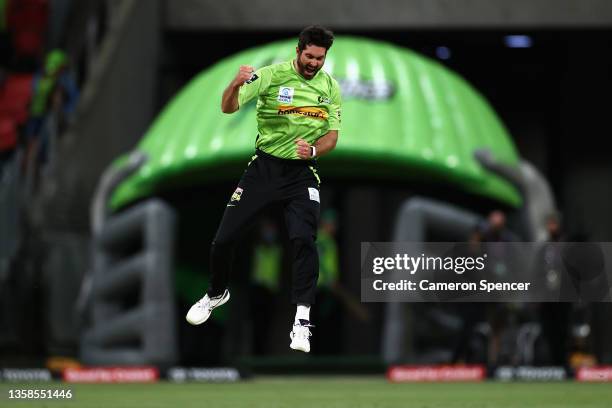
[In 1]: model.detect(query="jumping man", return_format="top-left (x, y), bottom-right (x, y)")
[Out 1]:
top-left (186, 25), bottom-right (341, 353)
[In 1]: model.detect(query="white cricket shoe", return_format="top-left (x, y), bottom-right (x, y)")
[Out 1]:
top-left (289, 319), bottom-right (314, 353)
top-left (186, 289), bottom-right (230, 325)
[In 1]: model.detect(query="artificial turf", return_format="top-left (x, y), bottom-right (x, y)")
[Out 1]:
top-left (2, 377), bottom-right (611, 408)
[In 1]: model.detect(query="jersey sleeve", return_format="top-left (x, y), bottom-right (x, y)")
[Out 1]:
top-left (238, 66), bottom-right (272, 107)
top-left (327, 78), bottom-right (342, 131)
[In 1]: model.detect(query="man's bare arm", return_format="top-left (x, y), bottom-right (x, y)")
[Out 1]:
top-left (221, 65), bottom-right (254, 114)
top-left (295, 130), bottom-right (338, 159)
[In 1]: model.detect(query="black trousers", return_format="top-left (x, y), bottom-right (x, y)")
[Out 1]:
top-left (207, 149), bottom-right (321, 305)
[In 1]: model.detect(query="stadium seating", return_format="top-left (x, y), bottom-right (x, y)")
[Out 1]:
top-left (6, 0), bottom-right (48, 58)
top-left (0, 116), bottom-right (17, 151)
top-left (0, 73), bottom-right (33, 125)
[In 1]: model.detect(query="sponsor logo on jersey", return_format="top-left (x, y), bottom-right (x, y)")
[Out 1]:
top-left (317, 95), bottom-right (331, 104)
top-left (245, 73), bottom-right (259, 84)
top-left (277, 87), bottom-right (294, 103)
top-left (277, 105), bottom-right (328, 120)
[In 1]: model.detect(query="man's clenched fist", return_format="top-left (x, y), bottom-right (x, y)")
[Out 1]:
top-left (295, 138), bottom-right (312, 160)
top-left (233, 65), bottom-right (255, 87)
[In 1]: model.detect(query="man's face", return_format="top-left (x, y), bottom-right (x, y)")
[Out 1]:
top-left (489, 211), bottom-right (506, 231)
top-left (547, 218), bottom-right (560, 236)
top-left (295, 44), bottom-right (327, 79)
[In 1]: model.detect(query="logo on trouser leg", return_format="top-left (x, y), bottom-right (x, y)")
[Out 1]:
top-left (228, 187), bottom-right (243, 206)
top-left (308, 187), bottom-right (320, 203)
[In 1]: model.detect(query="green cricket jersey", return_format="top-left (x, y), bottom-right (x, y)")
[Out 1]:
top-left (238, 60), bottom-right (342, 160)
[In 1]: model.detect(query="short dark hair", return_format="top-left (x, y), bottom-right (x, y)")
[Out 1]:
top-left (298, 25), bottom-right (334, 52)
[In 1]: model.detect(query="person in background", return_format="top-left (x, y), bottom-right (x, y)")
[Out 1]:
top-left (312, 209), bottom-right (341, 353)
top-left (25, 49), bottom-right (78, 180)
top-left (313, 208), bottom-right (370, 354)
top-left (316, 209), bottom-right (339, 291)
top-left (478, 210), bottom-right (519, 365)
top-left (452, 227), bottom-right (488, 364)
top-left (250, 219), bottom-right (282, 354)
top-left (479, 210), bottom-right (518, 243)
top-left (539, 212), bottom-right (571, 366)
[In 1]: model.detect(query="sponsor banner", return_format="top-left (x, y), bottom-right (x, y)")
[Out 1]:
top-left (166, 367), bottom-right (241, 382)
top-left (277, 105), bottom-right (328, 120)
top-left (337, 78), bottom-right (395, 100)
top-left (63, 367), bottom-right (159, 383)
top-left (1, 368), bottom-right (52, 382)
top-left (362, 242), bottom-right (612, 302)
top-left (495, 366), bottom-right (567, 381)
top-left (576, 366), bottom-right (612, 382)
top-left (387, 365), bottom-right (486, 382)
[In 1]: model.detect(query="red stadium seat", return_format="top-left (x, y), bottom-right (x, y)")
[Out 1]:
top-left (7, 0), bottom-right (49, 29)
top-left (0, 74), bottom-right (34, 125)
top-left (3, 74), bottom-right (33, 102)
top-left (0, 116), bottom-right (18, 152)
top-left (7, 0), bottom-right (49, 57)
top-left (13, 29), bottom-right (44, 57)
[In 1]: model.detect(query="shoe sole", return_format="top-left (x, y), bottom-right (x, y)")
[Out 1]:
top-left (289, 332), bottom-right (310, 353)
top-left (289, 342), bottom-right (310, 353)
top-left (185, 290), bottom-right (230, 325)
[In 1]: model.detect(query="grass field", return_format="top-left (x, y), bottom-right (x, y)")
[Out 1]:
top-left (2, 377), bottom-right (612, 408)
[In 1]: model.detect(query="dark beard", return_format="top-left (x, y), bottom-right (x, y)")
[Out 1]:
top-left (297, 59), bottom-right (319, 79)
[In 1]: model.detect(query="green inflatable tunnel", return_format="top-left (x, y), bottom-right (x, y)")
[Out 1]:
top-left (110, 36), bottom-right (522, 210)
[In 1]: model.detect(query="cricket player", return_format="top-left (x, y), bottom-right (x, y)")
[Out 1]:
top-left (186, 25), bottom-right (341, 353)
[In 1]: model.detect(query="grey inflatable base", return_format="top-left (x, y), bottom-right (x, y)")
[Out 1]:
top-left (382, 196), bottom-right (482, 364)
top-left (81, 199), bottom-right (178, 366)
